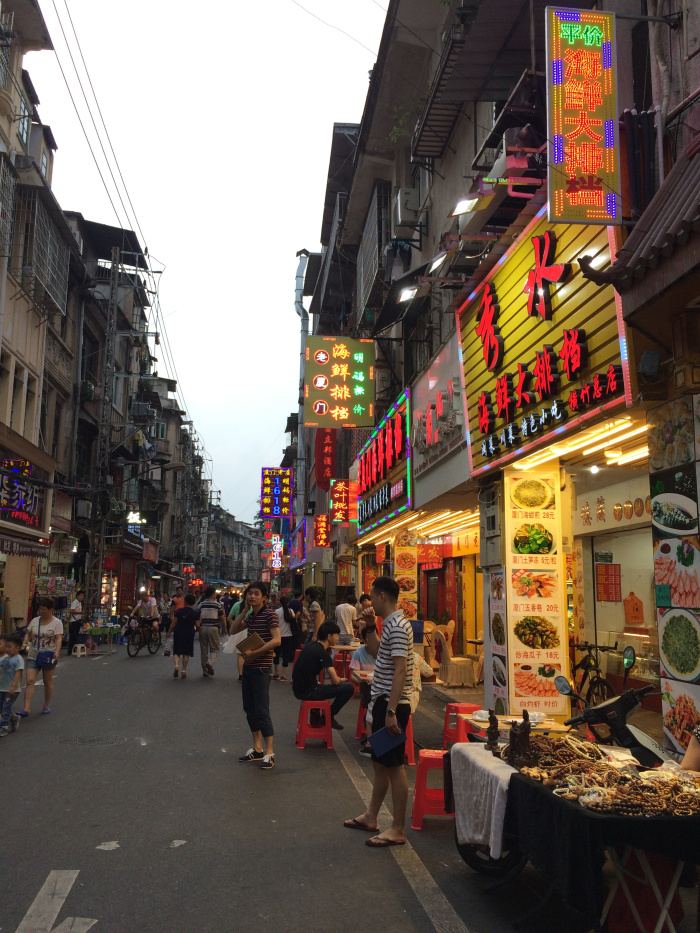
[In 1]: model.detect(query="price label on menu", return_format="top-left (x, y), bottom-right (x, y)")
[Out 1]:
top-left (503, 470), bottom-right (569, 717)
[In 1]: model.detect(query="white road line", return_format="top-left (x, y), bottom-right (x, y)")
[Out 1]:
top-left (333, 732), bottom-right (471, 933)
top-left (15, 870), bottom-right (97, 933)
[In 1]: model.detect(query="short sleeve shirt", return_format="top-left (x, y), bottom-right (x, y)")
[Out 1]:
top-left (26, 617), bottom-right (64, 659)
top-left (0, 653), bottom-right (24, 691)
top-left (370, 610), bottom-right (413, 705)
top-left (292, 642), bottom-right (333, 698)
top-left (174, 607), bottom-right (199, 631)
top-left (244, 607), bottom-right (279, 669)
top-left (275, 607), bottom-right (292, 638)
top-left (349, 645), bottom-right (375, 674)
top-left (335, 603), bottom-right (357, 637)
top-left (198, 599), bottom-right (223, 625)
top-left (69, 599), bottom-right (84, 621)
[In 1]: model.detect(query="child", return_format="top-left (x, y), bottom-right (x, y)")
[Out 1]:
top-left (0, 633), bottom-right (24, 735)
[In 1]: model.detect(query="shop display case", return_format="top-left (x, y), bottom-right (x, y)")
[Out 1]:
top-left (606, 630), bottom-right (661, 711)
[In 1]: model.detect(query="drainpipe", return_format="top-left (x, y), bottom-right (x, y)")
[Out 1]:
top-left (70, 296), bottom-right (86, 484)
top-left (294, 248), bottom-right (310, 528)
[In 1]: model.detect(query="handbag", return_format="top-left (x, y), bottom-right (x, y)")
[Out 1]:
top-left (35, 616), bottom-right (56, 669)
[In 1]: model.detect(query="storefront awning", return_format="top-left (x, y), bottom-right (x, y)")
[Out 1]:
top-left (0, 532), bottom-right (49, 558)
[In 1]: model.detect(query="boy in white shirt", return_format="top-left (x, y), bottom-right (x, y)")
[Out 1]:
top-left (0, 633), bottom-right (24, 734)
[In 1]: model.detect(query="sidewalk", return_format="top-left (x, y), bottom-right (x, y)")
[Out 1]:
top-left (423, 680), bottom-right (484, 707)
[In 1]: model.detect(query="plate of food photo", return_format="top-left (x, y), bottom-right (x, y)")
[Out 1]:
top-left (510, 477), bottom-right (555, 511)
top-left (651, 493), bottom-right (698, 536)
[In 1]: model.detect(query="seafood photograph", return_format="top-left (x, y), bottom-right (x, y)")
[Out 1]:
top-left (514, 664), bottom-right (561, 698)
top-left (396, 575), bottom-right (416, 593)
top-left (654, 537), bottom-right (700, 607)
top-left (395, 528), bottom-right (417, 548)
top-left (395, 551), bottom-right (416, 570)
top-left (662, 681), bottom-right (700, 751)
top-left (651, 494), bottom-right (698, 535)
top-left (398, 597), bottom-right (417, 619)
top-left (513, 615), bottom-right (560, 649)
top-left (648, 398), bottom-right (695, 473)
top-left (511, 569), bottom-right (558, 599)
top-left (490, 573), bottom-right (504, 600)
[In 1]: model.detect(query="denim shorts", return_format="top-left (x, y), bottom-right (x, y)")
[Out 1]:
top-left (26, 657), bottom-right (56, 671)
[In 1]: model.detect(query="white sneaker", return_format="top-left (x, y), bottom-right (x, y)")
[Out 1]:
top-left (259, 754), bottom-right (275, 770)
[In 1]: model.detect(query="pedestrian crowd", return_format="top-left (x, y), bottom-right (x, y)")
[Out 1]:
top-left (1, 575), bottom-right (432, 848)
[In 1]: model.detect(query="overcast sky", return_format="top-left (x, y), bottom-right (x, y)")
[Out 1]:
top-left (26, 0), bottom-right (386, 523)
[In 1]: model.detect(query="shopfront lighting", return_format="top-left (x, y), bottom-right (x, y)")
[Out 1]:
top-left (408, 511), bottom-right (451, 532)
top-left (590, 465), bottom-right (600, 474)
top-left (452, 197), bottom-right (479, 216)
top-left (612, 444), bottom-right (649, 466)
top-left (583, 424), bottom-right (647, 457)
top-left (428, 251), bottom-right (449, 274)
top-left (604, 450), bottom-right (622, 459)
top-left (399, 287), bottom-right (418, 303)
top-left (513, 418), bottom-right (636, 470)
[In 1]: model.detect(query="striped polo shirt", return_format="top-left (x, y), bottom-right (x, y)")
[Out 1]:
top-left (198, 599), bottom-right (223, 625)
top-left (244, 606), bottom-right (279, 669)
top-left (370, 610), bottom-right (414, 705)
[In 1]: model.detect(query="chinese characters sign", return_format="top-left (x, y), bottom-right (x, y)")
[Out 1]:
top-left (314, 514), bottom-right (330, 548)
top-left (356, 389), bottom-right (411, 536)
top-left (289, 519), bottom-right (306, 569)
top-left (503, 470), bottom-right (568, 717)
top-left (271, 534), bottom-right (284, 570)
top-left (0, 458), bottom-right (44, 531)
top-left (314, 427), bottom-right (336, 492)
top-left (330, 479), bottom-right (358, 523)
top-left (457, 210), bottom-right (629, 475)
top-left (546, 7), bottom-right (621, 224)
top-left (260, 468), bottom-right (293, 519)
top-left (304, 337), bottom-right (375, 428)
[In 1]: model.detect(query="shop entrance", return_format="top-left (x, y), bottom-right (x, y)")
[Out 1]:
top-left (426, 573), bottom-right (441, 622)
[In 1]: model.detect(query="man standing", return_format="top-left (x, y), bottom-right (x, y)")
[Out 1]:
top-left (197, 585), bottom-right (225, 677)
top-left (344, 576), bottom-right (413, 847)
top-left (68, 589), bottom-right (85, 655)
top-left (334, 594), bottom-right (357, 646)
top-left (170, 585), bottom-right (185, 623)
top-left (292, 621), bottom-right (354, 729)
top-left (304, 587), bottom-right (324, 643)
top-left (230, 582), bottom-right (281, 770)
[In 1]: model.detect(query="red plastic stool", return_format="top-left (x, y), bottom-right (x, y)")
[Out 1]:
top-left (355, 700), bottom-right (368, 740)
top-left (411, 749), bottom-right (452, 831)
top-left (293, 649), bottom-right (303, 669)
top-left (405, 714), bottom-right (415, 766)
top-left (442, 703), bottom-right (480, 748)
top-left (296, 699), bottom-right (333, 749)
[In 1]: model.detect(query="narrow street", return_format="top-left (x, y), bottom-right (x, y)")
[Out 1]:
top-left (3, 645), bottom-right (590, 933)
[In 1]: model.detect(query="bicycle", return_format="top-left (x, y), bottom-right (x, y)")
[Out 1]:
top-left (570, 641), bottom-right (617, 740)
top-left (126, 620), bottom-right (162, 657)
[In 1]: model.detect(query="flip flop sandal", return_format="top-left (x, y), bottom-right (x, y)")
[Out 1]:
top-left (42, 707), bottom-right (51, 714)
top-left (16, 709), bottom-right (30, 717)
top-left (365, 836), bottom-right (406, 848)
top-left (343, 819), bottom-right (379, 832)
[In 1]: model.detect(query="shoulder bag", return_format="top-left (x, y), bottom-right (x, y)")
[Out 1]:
top-left (35, 616), bottom-right (57, 669)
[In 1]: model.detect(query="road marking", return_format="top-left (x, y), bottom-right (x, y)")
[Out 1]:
top-left (16, 870), bottom-right (97, 933)
top-left (169, 840), bottom-right (186, 848)
top-left (95, 841), bottom-right (119, 851)
top-left (333, 732), bottom-right (471, 933)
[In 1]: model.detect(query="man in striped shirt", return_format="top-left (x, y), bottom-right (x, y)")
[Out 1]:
top-left (344, 575), bottom-right (413, 848)
top-left (229, 581), bottom-right (281, 770)
top-left (197, 586), bottom-right (225, 677)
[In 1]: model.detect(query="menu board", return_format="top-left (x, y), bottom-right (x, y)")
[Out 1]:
top-left (596, 563), bottom-right (621, 602)
top-left (488, 570), bottom-right (508, 714)
top-left (503, 470), bottom-right (568, 716)
top-left (393, 527), bottom-right (418, 622)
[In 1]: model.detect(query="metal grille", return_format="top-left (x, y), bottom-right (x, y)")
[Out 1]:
top-left (355, 183), bottom-right (390, 320)
top-left (0, 153), bottom-right (15, 255)
top-left (11, 187), bottom-right (69, 314)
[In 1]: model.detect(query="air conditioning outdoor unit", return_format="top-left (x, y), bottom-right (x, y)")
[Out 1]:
top-left (479, 483), bottom-right (504, 569)
top-left (392, 187), bottom-right (420, 236)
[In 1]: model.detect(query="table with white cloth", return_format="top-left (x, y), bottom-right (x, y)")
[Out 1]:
top-left (451, 743), bottom-right (516, 860)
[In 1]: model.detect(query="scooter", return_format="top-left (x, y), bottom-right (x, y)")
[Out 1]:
top-left (554, 645), bottom-right (673, 769)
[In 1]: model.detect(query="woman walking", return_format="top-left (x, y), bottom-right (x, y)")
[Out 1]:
top-left (273, 596), bottom-right (297, 683)
top-left (167, 593), bottom-right (200, 678)
top-left (19, 597), bottom-right (63, 716)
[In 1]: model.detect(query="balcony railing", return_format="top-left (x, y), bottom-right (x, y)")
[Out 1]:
top-left (10, 186), bottom-right (69, 314)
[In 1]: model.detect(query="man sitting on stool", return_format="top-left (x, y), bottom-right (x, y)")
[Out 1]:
top-left (292, 621), bottom-right (354, 730)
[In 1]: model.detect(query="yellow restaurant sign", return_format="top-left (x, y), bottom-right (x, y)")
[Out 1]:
top-left (457, 208), bottom-right (631, 476)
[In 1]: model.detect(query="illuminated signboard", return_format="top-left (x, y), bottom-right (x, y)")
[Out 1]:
top-left (304, 337), bottom-right (375, 428)
top-left (315, 427), bottom-right (336, 491)
top-left (271, 534), bottom-right (283, 569)
top-left (314, 514), bottom-right (330, 548)
top-left (260, 468), bottom-right (293, 519)
top-left (457, 208), bottom-right (630, 476)
top-left (356, 389), bottom-right (411, 536)
top-left (330, 479), bottom-right (358, 523)
top-left (411, 335), bottom-right (466, 480)
top-left (0, 457), bottom-right (44, 530)
top-left (289, 519), bottom-right (307, 570)
top-left (546, 7), bottom-right (621, 224)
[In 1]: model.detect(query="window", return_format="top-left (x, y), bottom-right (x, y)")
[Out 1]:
top-left (0, 46), bottom-right (9, 90)
top-left (51, 399), bottom-right (62, 460)
top-left (76, 422), bottom-right (94, 484)
top-left (81, 331), bottom-right (99, 384)
top-left (18, 97), bottom-right (29, 147)
top-left (149, 422), bottom-right (167, 440)
top-left (112, 370), bottom-right (124, 412)
top-left (40, 150), bottom-right (48, 178)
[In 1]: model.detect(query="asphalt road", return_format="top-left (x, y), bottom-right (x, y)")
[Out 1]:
top-left (1, 643), bottom-right (596, 933)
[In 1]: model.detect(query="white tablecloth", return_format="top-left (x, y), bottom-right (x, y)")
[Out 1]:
top-left (451, 744), bottom-right (516, 859)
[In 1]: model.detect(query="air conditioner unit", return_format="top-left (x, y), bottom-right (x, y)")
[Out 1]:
top-left (479, 483), bottom-right (504, 568)
top-left (392, 187), bottom-right (420, 236)
top-left (76, 500), bottom-right (92, 520)
top-left (131, 402), bottom-right (156, 419)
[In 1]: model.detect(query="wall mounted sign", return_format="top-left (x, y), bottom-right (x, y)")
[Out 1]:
top-left (260, 468), bottom-right (293, 519)
top-left (0, 532), bottom-right (48, 558)
top-left (315, 427), bottom-right (336, 491)
top-left (289, 519), bottom-right (307, 570)
top-left (304, 337), bottom-right (375, 428)
top-left (271, 534), bottom-right (283, 570)
top-left (596, 562), bottom-right (621, 601)
top-left (356, 389), bottom-right (411, 536)
top-left (330, 479), bottom-right (358, 523)
top-left (411, 335), bottom-right (466, 478)
top-left (546, 7), bottom-right (621, 224)
top-left (457, 208), bottom-right (630, 476)
top-left (0, 458), bottom-right (44, 531)
top-left (314, 514), bottom-right (330, 548)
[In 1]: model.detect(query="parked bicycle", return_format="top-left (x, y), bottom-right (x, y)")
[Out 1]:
top-left (126, 619), bottom-right (162, 657)
top-left (570, 641), bottom-right (617, 740)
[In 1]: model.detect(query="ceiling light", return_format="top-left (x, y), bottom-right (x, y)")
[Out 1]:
top-left (613, 444), bottom-right (649, 465)
top-left (399, 287), bottom-right (418, 303)
top-left (582, 424), bottom-right (647, 457)
top-left (604, 449), bottom-right (622, 459)
top-left (590, 465), bottom-right (600, 474)
top-left (452, 197), bottom-right (479, 216)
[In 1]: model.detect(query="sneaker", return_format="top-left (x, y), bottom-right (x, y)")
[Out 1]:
top-left (359, 745), bottom-right (372, 756)
top-left (237, 675), bottom-right (243, 683)
top-left (331, 717), bottom-right (344, 731)
top-left (205, 662), bottom-right (214, 676)
top-left (272, 674), bottom-right (279, 680)
top-left (239, 748), bottom-right (264, 762)
top-left (259, 754), bottom-right (275, 770)
top-left (0, 728), bottom-right (9, 737)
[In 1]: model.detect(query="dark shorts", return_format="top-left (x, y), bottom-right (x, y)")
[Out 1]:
top-left (370, 696), bottom-right (410, 768)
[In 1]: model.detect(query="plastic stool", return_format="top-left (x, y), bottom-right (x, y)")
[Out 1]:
top-left (293, 649), bottom-right (303, 669)
top-left (443, 702), bottom-right (481, 748)
top-left (405, 714), bottom-right (415, 766)
top-left (411, 749), bottom-right (452, 831)
top-left (296, 699), bottom-right (334, 749)
top-left (72, 644), bottom-right (87, 657)
top-left (355, 700), bottom-right (368, 740)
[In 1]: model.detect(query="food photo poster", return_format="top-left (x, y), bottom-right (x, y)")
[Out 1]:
top-left (393, 527), bottom-right (418, 621)
top-left (504, 470), bottom-right (568, 717)
top-left (489, 570), bottom-right (508, 714)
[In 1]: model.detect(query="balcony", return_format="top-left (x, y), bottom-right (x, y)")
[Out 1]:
top-left (10, 185), bottom-right (69, 314)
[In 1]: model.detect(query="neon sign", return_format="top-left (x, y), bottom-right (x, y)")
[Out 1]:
top-left (546, 7), bottom-right (621, 224)
top-left (271, 534), bottom-right (283, 569)
top-left (304, 337), bottom-right (375, 428)
top-left (314, 515), bottom-right (330, 548)
top-left (329, 479), bottom-right (358, 523)
top-left (260, 468), bottom-right (293, 519)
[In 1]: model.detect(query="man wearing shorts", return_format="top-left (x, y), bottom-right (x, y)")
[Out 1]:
top-left (343, 576), bottom-right (413, 848)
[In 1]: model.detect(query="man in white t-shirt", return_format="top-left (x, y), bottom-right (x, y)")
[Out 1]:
top-left (68, 588), bottom-right (85, 655)
top-left (335, 594), bottom-right (357, 645)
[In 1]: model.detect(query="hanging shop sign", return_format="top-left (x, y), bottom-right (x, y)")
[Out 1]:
top-left (546, 7), bottom-right (621, 225)
top-left (0, 457), bottom-right (45, 531)
top-left (0, 531), bottom-right (48, 558)
top-left (304, 336), bottom-right (375, 428)
top-left (503, 469), bottom-right (568, 717)
top-left (411, 335), bottom-right (466, 478)
top-left (457, 208), bottom-right (630, 476)
top-left (356, 389), bottom-right (411, 536)
top-left (314, 427), bottom-right (336, 492)
top-left (271, 534), bottom-right (284, 570)
top-left (314, 514), bottom-right (330, 548)
top-left (260, 468), bottom-right (293, 519)
top-left (289, 519), bottom-right (307, 570)
top-left (142, 539), bottom-right (159, 563)
top-left (330, 479), bottom-right (358, 523)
